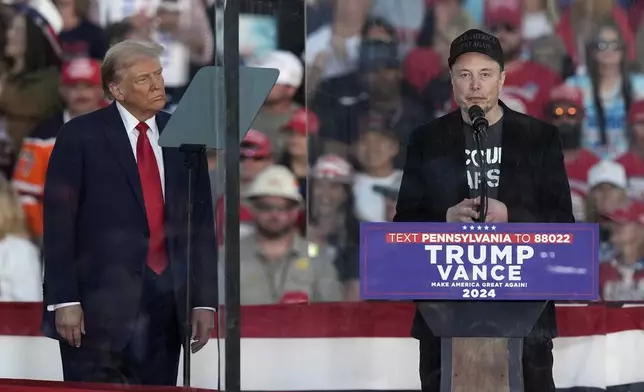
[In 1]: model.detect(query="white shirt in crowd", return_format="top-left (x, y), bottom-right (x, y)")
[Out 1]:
top-left (353, 170), bottom-right (402, 222)
top-left (0, 235), bottom-right (42, 302)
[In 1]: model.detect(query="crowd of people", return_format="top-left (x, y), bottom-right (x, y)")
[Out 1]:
top-left (0, 0), bottom-right (644, 305)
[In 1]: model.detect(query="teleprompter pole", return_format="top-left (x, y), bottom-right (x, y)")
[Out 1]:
top-left (223, 0), bottom-right (241, 391)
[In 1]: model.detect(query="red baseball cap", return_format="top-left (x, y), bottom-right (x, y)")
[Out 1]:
top-left (485, 0), bottom-right (522, 29)
top-left (549, 84), bottom-right (584, 108)
top-left (61, 58), bottom-right (102, 85)
top-left (282, 108), bottom-right (320, 136)
top-left (240, 129), bottom-right (272, 158)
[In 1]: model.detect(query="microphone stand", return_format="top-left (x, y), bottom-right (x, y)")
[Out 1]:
top-left (179, 143), bottom-right (205, 387)
top-left (473, 129), bottom-right (488, 223)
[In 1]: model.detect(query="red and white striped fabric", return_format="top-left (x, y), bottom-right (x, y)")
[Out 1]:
top-left (1, 302), bottom-right (643, 391)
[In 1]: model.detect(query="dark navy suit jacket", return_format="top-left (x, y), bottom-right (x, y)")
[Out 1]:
top-left (394, 101), bottom-right (575, 340)
top-left (41, 102), bottom-right (218, 350)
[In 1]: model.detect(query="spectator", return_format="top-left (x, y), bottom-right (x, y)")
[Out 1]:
top-left (307, 154), bottom-right (360, 301)
top-left (306, 16), bottom-right (398, 97)
top-left (373, 170), bottom-right (402, 222)
top-left (547, 83), bottom-right (599, 222)
top-left (555, 0), bottom-right (634, 72)
top-left (585, 160), bottom-right (630, 253)
top-left (12, 57), bottom-right (103, 243)
top-left (313, 39), bottom-right (427, 167)
top-left (215, 129), bottom-right (275, 245)
top-left (105, 19), bottom-right (137, 45)
top-left (486, 0), bottom-right (562, 119)
top-left (0, 0), bottom-right (63, 159)
top-left (352, 119), bottom-right (401, 222)
top-left (0, 179), bottom-right (42, 302)
top-left (600, 202), bottom-right (644, 300)
top-left (565, 19), bottom-right (644, 159)
top-left (616, 100), bottom-right (644, 201)
top-left (230, 165), bottom-right (343, 305)
top-left (248, 50), bottom-right (304, 152)
top-left (521, 0), bottom-right (559, 42)
top-left (99, 0), bottom-right (214, 111)
top-left (404, 0), bottom-right (476, 93)
top-left (54, 0), bottom-right (108, 60)
top-left (417, 23), bottom-right (474, 118)
top-left (278, 108), bottom-right (320, 200)
top-left (528, 33), bottom-right (568, 77)
top-left (153, 0), bottom-right (215, 110)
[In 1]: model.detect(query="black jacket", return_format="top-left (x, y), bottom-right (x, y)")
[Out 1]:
top-left (393, 101), bottom-right (574, 340)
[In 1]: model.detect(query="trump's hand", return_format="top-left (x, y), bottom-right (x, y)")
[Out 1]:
top-left (446, 198), bottom-right (480, 222)
top-left (191, 309), bottom-right (215, 354)
top-left (55, 304), bottom-right (85, 347)
top-left (484, 198), bottom-right (508, 223)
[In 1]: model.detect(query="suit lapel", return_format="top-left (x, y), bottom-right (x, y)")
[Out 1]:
top-left (443, 110), bottom-right (469, 201)
top-left (103, 103), bottom-right (146, 214)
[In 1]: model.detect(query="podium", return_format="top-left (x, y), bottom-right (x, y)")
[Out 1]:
top-left (417, 301), bottom-right (545, 391)
top-left (359, 223), bottom-right (600, 392)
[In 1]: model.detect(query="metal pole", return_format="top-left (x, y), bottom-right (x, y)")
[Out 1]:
top-left (223, 0), bottom-right (241, 391)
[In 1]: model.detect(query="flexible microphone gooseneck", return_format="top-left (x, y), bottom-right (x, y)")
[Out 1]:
top-left (468, 105), bottom-right (489, 223)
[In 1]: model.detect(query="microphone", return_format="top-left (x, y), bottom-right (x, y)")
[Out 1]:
top-left (467, 105), bottom-right (488, 223)
top-left (468, 105), bottom-right (489, 135)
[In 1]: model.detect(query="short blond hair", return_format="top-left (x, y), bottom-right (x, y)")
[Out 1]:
top-left (101, 39), bottom-right (164, 97)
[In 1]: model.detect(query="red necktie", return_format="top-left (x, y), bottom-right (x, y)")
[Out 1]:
top-left (135, 121), bottom-right (168, 275)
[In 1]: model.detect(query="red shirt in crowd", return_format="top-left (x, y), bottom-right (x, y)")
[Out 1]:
top-left (616, 151), bottom-right (644, 200)
top-left (501, 61), bottom-right (562, 120)
top-left (566, 149), bottom-right (600, 195)
top-left (564, 149), bottom-right (600, 221)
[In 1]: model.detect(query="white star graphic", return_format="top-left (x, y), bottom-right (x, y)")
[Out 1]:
top-left (477, 225), bottom-right (482, 230)
top-left (491, 225), bottom-right (496, 230)
top-left (462, 225), bottom-right (468, 230)
top-left (469, 225), bottom-right (475, 230)
top-left (484, 225), bottom-right (489, 230)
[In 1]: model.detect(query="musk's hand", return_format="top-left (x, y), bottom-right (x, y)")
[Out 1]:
top-left (446, 197), bottom-right (480, 222)
top-left (484, 198), bottom-right (508, 223)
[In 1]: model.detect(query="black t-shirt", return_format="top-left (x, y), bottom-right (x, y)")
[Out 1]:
top-left (463, 117), bottom-right (503, 200)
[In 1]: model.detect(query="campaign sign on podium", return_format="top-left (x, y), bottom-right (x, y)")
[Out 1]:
top-left (360, 222), bottom-right (599, 392)
top-left (360, 222), bottom-right (599, 301)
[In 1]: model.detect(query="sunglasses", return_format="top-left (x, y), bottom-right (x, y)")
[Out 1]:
top-left (595, 40), bottom-right (623, 51)
top-left (552, 106), bottom-right (579, 118)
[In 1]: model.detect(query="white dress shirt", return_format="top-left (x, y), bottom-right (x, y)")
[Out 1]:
top-left (49, 102), bottom-right (214, 312)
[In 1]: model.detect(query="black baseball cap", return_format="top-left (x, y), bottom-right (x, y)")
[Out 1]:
top-left (448, 29), bottom-right (504, 70)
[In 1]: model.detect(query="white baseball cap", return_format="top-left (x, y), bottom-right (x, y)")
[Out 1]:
top-left (245, 165), bottom-right (303, 204)
top-left (588, 160), bottom-right (627, 189)
top-left (249, 50), bottom-right (303, 89)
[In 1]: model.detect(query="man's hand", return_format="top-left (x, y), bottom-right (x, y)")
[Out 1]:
top-left (55, 304), bottom-right (85, 347)
top-left (484, 198), bottom-right (508, 223)
top-left (446, 198), bottom-right (480, 222)
top-left (191, 309), bottom-right (215, 354)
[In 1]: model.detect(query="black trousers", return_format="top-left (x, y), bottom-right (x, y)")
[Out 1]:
top-left (59, 268), bottom-right (181, 386)
top-left (419, 335), bottom-right (556, 392)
